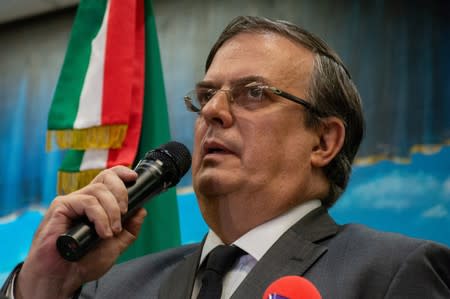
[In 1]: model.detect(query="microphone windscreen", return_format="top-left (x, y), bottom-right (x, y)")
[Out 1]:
top-left (144, 141), bottom-right (191, 186)
top-left (262, 276), bottom-right (321, 299)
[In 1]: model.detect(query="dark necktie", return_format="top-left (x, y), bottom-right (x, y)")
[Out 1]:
top-left (197, 245), bottom-right (245, 299)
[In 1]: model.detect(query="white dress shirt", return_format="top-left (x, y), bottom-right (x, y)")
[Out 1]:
top-left (191, 199), bottom-right (321, 299)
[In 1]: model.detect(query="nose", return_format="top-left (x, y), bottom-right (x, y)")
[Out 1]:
top-left (200, 90), bottom-right (233, 128)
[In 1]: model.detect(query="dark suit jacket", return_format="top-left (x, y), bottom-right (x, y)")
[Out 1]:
top-left (2, 207), bottom-right (449, 298)
top-left (77, 207), bottom-right (450, 298)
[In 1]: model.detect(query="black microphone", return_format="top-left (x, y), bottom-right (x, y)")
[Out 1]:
top-left (56, 141), bottom-right (191, 262)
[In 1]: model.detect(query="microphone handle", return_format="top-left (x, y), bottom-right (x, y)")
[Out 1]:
top-left (56, 159), bottom-right (167, 262)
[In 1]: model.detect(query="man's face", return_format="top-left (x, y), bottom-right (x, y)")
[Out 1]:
top-left (192, 32), bottom-right (322, 231)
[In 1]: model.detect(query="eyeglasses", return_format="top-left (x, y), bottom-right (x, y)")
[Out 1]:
top-left (184, 81), bottom-right (320, 115)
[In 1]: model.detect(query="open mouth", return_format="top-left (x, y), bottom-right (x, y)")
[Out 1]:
top-left (203, 142), bottom-right (233, 156)
top-left (207, 147), bottom-right (228, 154)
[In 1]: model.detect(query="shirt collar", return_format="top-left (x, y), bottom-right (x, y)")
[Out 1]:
top-left (199, 199), bottom-right (322, 266)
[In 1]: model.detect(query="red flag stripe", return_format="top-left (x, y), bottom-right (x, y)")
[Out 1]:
top-left (107, 0), bottom-right (145, 167)
top-left (102, 0), bottom-right (136, 125)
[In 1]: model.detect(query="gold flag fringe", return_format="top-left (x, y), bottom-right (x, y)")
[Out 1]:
top-left (57, 169), bottom-right (103, 195)
top-left (46, 124), bottom-right (128, 151)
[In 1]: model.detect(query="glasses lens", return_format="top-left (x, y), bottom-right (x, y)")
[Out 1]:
top-left (184, 97), bottom-right (199, 113)
top-left (184, 82), bottom-right (269, 112)
top-left (185, 88), bottom-right (219, 112)
top-left (232, 83), bottom-right (265, 108)
top-left (197, 88), bottom-right (216, 108)
top-left (184, 90), bottom-right (201, 112)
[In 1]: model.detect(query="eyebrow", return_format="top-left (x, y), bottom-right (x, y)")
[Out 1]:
top-left (195, 75), bottom-right (271, 89)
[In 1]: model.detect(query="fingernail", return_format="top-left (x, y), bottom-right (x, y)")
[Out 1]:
top-left (113, 221), bottom-right (122, 233)
top-left (106, 226), bottom-right (113, 237)
top-left (120, 202), bottom-right (128, 214)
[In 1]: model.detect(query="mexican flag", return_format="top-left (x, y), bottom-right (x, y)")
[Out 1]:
top-left (47, 0), bottom-right (181, 260)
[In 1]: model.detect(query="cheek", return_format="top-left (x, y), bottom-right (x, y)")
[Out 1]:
top-left (239, 115), bottom-right (313, 172)
top-left (192, 120), bottom-right (206, 174)
top-left (239, 120), bottom-right (286, 168)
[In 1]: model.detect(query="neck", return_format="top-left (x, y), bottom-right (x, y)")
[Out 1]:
top-left (197, 170), bottom-right (330, 244)
top-left (199, 192), bottom-right (312, 244)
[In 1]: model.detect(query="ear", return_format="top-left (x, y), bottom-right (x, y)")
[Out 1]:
top-left (311, 117), bottom-right (346, 168)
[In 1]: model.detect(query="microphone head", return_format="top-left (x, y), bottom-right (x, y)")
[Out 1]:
top-left (145, 141), bottom-right (191, 186)
top-left (263, 276), bottom-right (321, 299)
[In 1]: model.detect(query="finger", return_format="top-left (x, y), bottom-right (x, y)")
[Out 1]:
top-left (109, 165), bottom-right (138, 182)
top-left (77, 208), bottom-right (148, 281)
top-left (73, 183), bottom-right (124, 234)
top-left (90, 183), bottom-right (124, 234)
top-left (94, 166), bottom-right (138, 184)
top-left (115, 208), bottom-right (148, 253)
top-left (123, 208), bottom-right (147, 237)
top-left (91, 167), bottom-right (137, 214)
top-left (58, 193), bottom-right (114, 238)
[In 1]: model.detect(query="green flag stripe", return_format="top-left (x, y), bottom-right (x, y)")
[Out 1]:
top-left (48, 0), bottom-right (108, 129)
top-left (60, 150), bottom-right (85, 172)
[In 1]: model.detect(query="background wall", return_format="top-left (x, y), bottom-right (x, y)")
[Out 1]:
top-left (0, 0), bottom-right (449, 283)
top-left (153, 0), bottom-right (450, 245)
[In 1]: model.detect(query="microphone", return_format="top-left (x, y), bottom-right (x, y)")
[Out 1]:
top-left (56, 141), bottom-right (191, 262)
top-left (262, 276), bottom-right (322, 299)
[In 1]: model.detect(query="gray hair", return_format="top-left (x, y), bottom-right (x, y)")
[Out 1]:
top-left (205, 16), bottom-right (365, 207)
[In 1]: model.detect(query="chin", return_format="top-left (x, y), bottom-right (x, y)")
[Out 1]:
top-left (194, 170), bottom-right (238, 197)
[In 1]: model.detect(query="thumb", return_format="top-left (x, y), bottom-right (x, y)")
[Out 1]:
top-left (116, 208), bottom-right (148, 252)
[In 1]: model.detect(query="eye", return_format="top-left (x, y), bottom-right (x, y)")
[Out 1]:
top-left (196, 89), bottom-right (216, 107)
top-left (247, 86), bottom-right (264, 100)
top-left (233, 82), bottom-right (270, 110)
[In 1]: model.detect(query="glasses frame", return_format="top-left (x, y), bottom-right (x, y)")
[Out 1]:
top-left (183, 81), bottom-right (321, 116)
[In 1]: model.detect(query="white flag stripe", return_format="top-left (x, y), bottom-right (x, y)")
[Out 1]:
top-left (73, 1), bottom-right (110, 129)
top-left (80, 149), bottom-right (109, 170)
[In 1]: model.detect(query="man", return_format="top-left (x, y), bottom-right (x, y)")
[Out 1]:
top-left (3, 16), bottom-right (450, 299)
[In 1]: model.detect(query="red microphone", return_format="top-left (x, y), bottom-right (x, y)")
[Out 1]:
top-left (262, 276), bottom-right (322, 299)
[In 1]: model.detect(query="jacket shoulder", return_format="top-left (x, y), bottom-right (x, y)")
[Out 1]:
top-left (80, 243), bottom-right (200, 299)
top-left (333, 223), bottom-right (450, 268)
top-left (308, 223), bottom-right (450, 299)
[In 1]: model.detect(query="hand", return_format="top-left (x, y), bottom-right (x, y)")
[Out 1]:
top-left (15, 166), bottom-right (147, 299)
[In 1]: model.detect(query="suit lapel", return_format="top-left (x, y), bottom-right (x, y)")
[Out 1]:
top-left (158, 243), bottom-right (203, 299)
top-left (231, 207), bottom-right (339, 298)
top-left (159, 207), bottom-right (339, 299)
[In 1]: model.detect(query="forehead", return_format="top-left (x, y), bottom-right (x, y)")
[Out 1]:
top-left (204, 32), bottom-right (314, 89)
